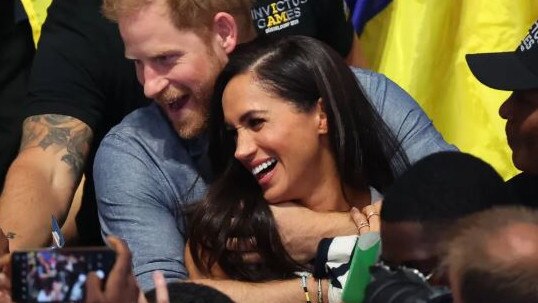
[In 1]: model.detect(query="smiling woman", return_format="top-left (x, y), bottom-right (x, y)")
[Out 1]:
top-left (187, 35), bottom-right (409, 286)
top-left (222, 72), bottom-right (334, 207)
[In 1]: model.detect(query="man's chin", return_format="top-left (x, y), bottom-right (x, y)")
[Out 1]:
top-left (512, 150), bottom-right (538, 174)
top-left (173, 122), bottom-right (206, 139)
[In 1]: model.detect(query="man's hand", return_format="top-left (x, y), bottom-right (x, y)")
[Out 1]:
top-left (0, 228), bottom-right (8, 257)
top-left (152, 271), bottom-right (169, 303)
top-left (270, 203), bottom-right (357, 263)
top-left (85, 236), bottom-right (140, 303)
top-left (0, 228), bottom-right (10, 276)
top-left (0, 272), bottom-right (11, 303)
top-left (0, 229), bottom-right (11, 303)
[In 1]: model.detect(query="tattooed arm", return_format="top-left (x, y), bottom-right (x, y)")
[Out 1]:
top-left (0, 114), bottom-right (92, 250)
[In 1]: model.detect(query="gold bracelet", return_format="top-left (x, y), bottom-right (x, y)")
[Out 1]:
top-left (298, 273), bottom-right (312, 303)
top-left (317, 278), bottom-right (323, 303)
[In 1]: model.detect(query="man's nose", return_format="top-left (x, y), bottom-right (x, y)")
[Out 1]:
top-left (499, 93), bottom-right (514, 120)
top-left (141, 65), bottom-right (169, 99)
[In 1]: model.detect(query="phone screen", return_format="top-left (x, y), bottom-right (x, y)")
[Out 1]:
top-left (11, 248), bottom-right (115, 302)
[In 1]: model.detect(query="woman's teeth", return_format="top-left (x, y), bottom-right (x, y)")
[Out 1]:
top-left (252, 158), bottom-right (277, 176)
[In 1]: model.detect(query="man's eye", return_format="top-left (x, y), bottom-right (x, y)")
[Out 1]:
top-left (155, 55), bottom-right (177, 66)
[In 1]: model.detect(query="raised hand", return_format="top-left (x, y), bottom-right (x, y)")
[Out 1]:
top-left (85, 236), bottom-right (139, 303)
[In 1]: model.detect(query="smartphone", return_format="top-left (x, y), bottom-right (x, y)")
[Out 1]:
top-left (11, 247), bottom-right (116, 303)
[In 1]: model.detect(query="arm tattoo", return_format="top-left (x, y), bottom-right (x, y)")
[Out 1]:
top-left (21, 114), bottom-right (93, 179)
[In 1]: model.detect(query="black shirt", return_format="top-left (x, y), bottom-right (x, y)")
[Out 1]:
top-left (507, 172), bottom-right (538, 209)
top-left (251, 0), bottom-right (354, 57)
top-left (24, 0), bottom-right (150, 245)
top-left (0, 0), bottom-right (35, 191)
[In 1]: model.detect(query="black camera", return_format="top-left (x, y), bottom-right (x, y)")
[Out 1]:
top-left (363, 263), bottom-right (453, 303)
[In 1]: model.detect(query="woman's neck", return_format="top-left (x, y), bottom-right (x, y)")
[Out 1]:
top-left (296, 141), bottom-right (371, 211)
top-left (298, 171), bottom-right (371, 212)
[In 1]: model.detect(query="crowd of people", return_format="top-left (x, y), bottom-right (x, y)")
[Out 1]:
top-left (0, 0), bottom-right (537, 302)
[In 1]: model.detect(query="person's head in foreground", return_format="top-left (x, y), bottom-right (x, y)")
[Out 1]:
top-left (443, 206), bottom-right (538, 303)
top-left (189, 35), bottom-right (409, 280)
top-left (467, 20), bottom-right (538, 174)
top-left (145, 282), bottom-right (234, 303)
top-left (380, 151), bottom-right (513, 286)
top-left (102, 0), bottom-right (255, 138)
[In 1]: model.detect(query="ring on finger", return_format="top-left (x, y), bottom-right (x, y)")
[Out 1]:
top-left (367, 211), bottom-right (380, 220)
top-left (358, 221), bottom-right (370, 230)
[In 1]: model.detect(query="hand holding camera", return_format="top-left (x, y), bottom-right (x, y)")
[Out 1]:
top-left (5, 234), bottom-right (140, 303)
top-left (0, 228), bottom-right (12, 303)
top-left (84, 236), bottom-right (140, 303)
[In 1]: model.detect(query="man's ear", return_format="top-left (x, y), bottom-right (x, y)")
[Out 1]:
top-left (213, 12), bottom-right (238, 54)
top-left (316, 98), bottom-right (328, 134)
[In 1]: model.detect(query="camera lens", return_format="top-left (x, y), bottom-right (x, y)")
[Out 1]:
top-left (365, 264), bottom-right (452, 303)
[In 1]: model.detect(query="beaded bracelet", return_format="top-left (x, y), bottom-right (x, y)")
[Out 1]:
top-left (298, 272), bottom-right (312, 303)
top-left (317, 278), bottom-right (323, 303)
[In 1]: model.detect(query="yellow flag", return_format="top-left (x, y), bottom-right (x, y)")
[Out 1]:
top-left (361, 0), bottom-right (538, 179)
top-left (20, 0), bottom-right (53, 47)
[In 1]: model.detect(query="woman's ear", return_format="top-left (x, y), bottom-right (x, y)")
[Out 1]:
top-left (213, 12), bottom-right (238, 55)
top-left (316, 98), bottom-right (328, 134)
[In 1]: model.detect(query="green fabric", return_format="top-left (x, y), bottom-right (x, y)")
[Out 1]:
top-left (342, 232), bottom-right (381, 303)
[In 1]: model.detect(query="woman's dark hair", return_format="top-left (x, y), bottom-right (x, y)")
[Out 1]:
top-left (188, 35), bottom-right (408, 281)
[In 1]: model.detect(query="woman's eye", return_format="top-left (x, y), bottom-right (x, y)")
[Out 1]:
top-left (247, 118), bottom-right (265, 130)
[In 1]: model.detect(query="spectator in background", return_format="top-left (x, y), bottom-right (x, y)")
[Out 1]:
top-left (0, 0), bottom-right (150, 249)
top-left (466, 19), bottom-right (538, 208)
top-left (251, 0), bottom-right (367, 67)
top-left (0, 0), bottom-right (35, 191)
top-left (377, 152), bottom-right (513, 288)
top-left (84, 236), bottom-right (140, 303)
top-left (145, 277), bottom-right (234, 303)
top-left (443, 207), bottom-right (538, 303)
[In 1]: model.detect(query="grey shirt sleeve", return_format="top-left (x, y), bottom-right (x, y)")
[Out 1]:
top-left (352, 67), bottom-right (458, 164)
top-left (94, 133), bottom-right (188, 292)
